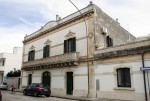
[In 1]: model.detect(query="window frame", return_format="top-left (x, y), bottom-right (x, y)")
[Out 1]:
top-left (28, 50), bottom-right (35, 61)
top-left (64, 37), bottom-right (76, 53)
top-left (114, 66), bottom-right (134, 90)
top-left (117, 68), bottom-right (131, 87)
top-left (43, 45), bottom-right (50, 58)
top-left (106, 35), bottom-right (113, 47)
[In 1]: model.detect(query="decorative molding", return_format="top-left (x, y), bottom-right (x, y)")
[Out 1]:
top-left (22, 52), bottom-right (80, 71)
top-left (30, 45), bottom-right (35, 50)
top-left (65, 31), bottom-right (76, 40)
top-left (44, 39), bottom-right (52, 45)
top-left (23, 11), bottom-right (94, 44)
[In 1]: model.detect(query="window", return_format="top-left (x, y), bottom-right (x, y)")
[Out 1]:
top-left (106, 36), bottom-right (113, 47)
top-left (43, 45), bottom-right (50, 58)
top-left (2, 60), bottom-right (5, 66)
top-left (64, 37), bottom-right (76, 53)
top-left (117, 68), bottom-right (131, 87)
top-left (28, 50), bottom-right (35, 61)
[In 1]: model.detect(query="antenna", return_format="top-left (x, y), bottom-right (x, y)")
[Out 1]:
top-left (127, 24), bottom-right (130, 43)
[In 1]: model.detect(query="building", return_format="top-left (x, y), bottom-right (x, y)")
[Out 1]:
top-left (0, 47), bottom-right (23, 82)
top-left (21, 2), bottom-right (150, 101)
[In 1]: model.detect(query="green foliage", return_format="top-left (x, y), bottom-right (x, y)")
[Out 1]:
top-left (7, 70), bottom-right (21, 77)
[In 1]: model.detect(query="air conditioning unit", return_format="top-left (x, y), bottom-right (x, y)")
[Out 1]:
top-left (101, 27), bottom-right (107, 34)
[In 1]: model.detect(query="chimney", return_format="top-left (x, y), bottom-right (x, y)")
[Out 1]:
top-left (56, 15), bottom-right (61, 21)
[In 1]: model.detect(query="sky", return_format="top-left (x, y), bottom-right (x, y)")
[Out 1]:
top-left (0, 0), bottom-right (150, 53)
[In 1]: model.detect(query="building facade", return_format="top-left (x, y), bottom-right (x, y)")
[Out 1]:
top-left (21, 3), bottom-right (150, 101)
top-left (0, 47), bottom-right (23, 82)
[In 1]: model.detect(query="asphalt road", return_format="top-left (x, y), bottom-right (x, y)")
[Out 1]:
top-left (2, 90), bottom-right (78, 101)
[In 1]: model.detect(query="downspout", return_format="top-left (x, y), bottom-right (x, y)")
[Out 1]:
top-left (142, 52), bottom-right (148, 101)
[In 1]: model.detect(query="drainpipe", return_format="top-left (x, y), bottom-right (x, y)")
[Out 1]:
top-left (142, 52), bottom-right (148, 101)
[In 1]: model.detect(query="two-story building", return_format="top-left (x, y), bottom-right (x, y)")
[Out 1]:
top-left (0, 47), bottom-right (23, 82)
top-left (21, 2), bottom-right (150, 101)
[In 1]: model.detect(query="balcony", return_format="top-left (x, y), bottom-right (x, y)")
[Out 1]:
top-left (22, 52), bottom-right (80, 71)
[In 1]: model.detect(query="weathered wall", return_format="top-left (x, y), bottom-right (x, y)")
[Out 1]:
top-left (93, 5), bottom-right (136, 49)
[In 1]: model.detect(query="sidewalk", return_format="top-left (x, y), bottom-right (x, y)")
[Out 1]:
top-left (51, 94), bottom-right (99, 101)
top-left (51, 94), bottom-right (132, 101)
top-left (16, 89), bottom-right (131, 101)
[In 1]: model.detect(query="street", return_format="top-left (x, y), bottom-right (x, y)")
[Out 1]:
top-left (2, 90), bottom-right (78, 101)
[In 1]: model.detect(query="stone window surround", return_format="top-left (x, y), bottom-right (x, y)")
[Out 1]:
top-left (114, 65), bottom-right (135, 91)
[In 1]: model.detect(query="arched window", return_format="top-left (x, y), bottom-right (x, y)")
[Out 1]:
top-left (117, 68), bottom-right (131, 87)
top-left (42, 72), bottom-right (51, 87)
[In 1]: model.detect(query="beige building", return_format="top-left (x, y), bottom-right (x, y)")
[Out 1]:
top-left (21, 2), bottom-right (150, 101)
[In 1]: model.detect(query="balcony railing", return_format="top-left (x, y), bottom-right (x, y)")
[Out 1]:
top-left (23, 52), bottom-right (80, 67)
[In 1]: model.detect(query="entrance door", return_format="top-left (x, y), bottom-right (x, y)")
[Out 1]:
top-left (66, 72), bottom-right (73, 95)
top-left (28, 74), bottom-right (32, 85)
top-left (42, 72), bottom-right (50, 87)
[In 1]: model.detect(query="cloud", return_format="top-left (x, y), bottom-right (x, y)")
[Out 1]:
top-left (0, 0), bottom-right (150, 53)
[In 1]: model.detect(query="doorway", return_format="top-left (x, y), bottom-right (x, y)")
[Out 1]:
top-left (42, 72), bottom-right (51, 87)
top-left (28, 74), bottom-right (32, 85)
top-left (66, 72), bottom-right (73, 95)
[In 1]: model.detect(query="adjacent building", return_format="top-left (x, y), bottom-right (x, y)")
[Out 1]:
top-left (21, 2), bottom-right (150, 101)
top-left (0, 47), bottom-right (23, 82)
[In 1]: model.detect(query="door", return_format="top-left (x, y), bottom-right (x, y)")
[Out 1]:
top-left (66, 72), bottom-right (73, 95)
top-left (28, 74), bottom-right (32, 85)
top-left (42, 72), bottom-right (51, 87)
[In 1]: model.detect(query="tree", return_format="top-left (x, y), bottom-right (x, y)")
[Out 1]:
top-left (7, 70), bottom-right (21, 77)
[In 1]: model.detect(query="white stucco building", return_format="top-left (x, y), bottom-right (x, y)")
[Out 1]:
top-left (21, 2), bottom-right (150, 101)
top-left (0, 47), bottom-right (23, 82)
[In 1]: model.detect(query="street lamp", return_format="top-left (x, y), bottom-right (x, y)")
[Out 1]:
top-left (68, 0), bottom-right (90, 98)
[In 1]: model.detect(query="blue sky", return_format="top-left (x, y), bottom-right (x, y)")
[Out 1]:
top-left (0, 0), bottom-right (150, 53)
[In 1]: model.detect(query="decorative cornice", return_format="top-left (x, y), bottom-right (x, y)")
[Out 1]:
top-left (22, 61), bottom-right (79, 71)
top-left (30, 45), bottom-right (35, 50)
top-left (23, 11), bottom-right (94, 44)
top-left (44, 39), bottom-right (52, 45)
top-left (65, 31), bottom-right (76, 40)
top-left (95, 45), bottom-right (150, 59)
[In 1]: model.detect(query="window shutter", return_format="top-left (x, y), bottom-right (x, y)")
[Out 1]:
top-left (46, 45), bottom-right (50, 57)
top-left (106, 36), bottom-right (113, 47)
top-left (43, 47), bottom-right (45, 58)
top-left (106, 36), bottom-right (109, 47)
top-left (72, 37), bottom-right (76, 52)
top-left (28, 51), bottom-right (30, 61)
top-left (64, 40), bottom-right (68, 53)
top-left (110, 38), bottom-right (113, 46)
top-left (33, 50), bottom-right (35, 60)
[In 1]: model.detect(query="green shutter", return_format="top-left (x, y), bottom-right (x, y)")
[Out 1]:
top-left (46, 45), bottom-right (50, 57)
top-left (64, 40), bottom-right (68, 53)
top-left (72, 37), bottom-right (76, 52)
top-left (33, 50), bottom-right (35, 60)
top-left (43, 47), bottom-right (45, 58)
top-left (106, 36), bottom-right (113, 47)
top-left (106, 36), bottom-right (109, 47)
top-left (110, 38), bottom-right (113, 46)
top-left (28, 51), bottom-right (30, 61)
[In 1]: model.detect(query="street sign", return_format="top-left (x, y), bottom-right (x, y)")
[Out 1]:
top-left (140, 67), bottom-right (150, 71)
